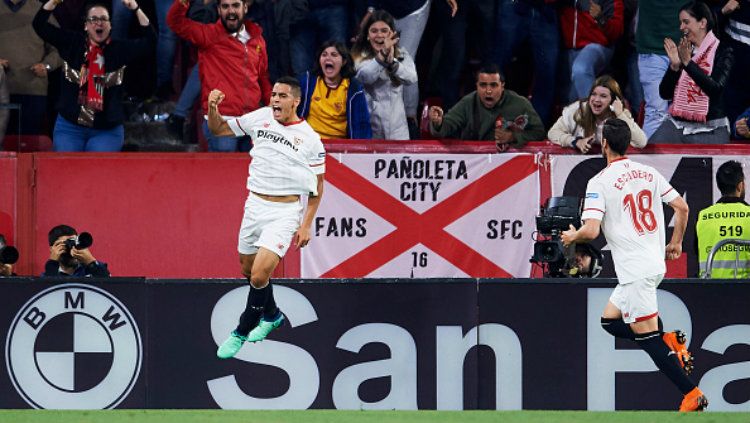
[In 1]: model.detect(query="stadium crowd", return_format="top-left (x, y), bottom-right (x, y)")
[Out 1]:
top-left (1, 0), bottom-right (749, 151)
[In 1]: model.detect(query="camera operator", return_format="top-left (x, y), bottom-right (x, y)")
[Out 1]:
top-left (531, 196), bottom-right (606, 278)
top-left (0, 234), bottom-right (17, 277)
top-left (571, 244), bottom-right (603, 278)
top-left (42, 225), bottom-right (110, 277)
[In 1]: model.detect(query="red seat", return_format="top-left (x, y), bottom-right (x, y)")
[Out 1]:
top-left (2, 135), bottom-right (53, 152)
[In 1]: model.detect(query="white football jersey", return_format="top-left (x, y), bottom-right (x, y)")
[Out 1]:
top-left (581, 158), bottom-right (680, 284)
top-left (228, 107), bottom-right (326, 196)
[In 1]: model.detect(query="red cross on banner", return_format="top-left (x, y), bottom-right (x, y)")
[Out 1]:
top-left (303, 153), bottom-right (540, 278)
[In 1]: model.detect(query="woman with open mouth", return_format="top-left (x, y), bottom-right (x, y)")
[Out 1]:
top-left (33, 0), bottom-right (155, 151)
top-left (351, 9), bottom-right (417, 141)
top-left (297, 40), bottom-right (372, 140)
top-left (650, 1), bottom-right (734, 144)
top-left (548, 75), bottom-right (646, 154)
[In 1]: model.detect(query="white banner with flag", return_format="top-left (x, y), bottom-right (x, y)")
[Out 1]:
top-left (301, 153), bottom-right (540, 278)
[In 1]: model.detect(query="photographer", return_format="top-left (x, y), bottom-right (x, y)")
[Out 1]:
top-left (42, 225), bottom-right (109, 277)
top-left (0, 234), bottom-right (17, 277)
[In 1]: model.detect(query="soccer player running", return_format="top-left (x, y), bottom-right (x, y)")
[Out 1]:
top-left (207, 76), bottom-right (325, 359)
top-left (561, 118), bottom-right (707, 412)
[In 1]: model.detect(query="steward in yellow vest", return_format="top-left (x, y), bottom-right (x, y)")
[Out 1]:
top-left (697, 161), bottom-right (750, 279)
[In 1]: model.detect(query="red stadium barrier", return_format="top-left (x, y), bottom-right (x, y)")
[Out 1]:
top-left (1, 141), bottom-right (749, 278)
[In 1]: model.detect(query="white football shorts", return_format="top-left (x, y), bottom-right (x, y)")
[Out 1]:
top-left (237, 193), bottom-right (303, 257)
top-left (609, 274), bottom-right (664, 324)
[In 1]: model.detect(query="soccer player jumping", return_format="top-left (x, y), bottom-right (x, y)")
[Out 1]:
top-left (207, 77), bottom-right (326, 359)
top-left (561, 118), bottom-right (707, 412)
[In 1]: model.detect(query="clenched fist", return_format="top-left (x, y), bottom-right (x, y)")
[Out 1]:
top-left (429, 106), bottom-right (444, 127)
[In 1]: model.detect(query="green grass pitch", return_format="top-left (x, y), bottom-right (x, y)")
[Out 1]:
top-left (0, 410), bottom-right (748, 423)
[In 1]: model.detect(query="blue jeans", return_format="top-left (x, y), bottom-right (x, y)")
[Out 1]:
top-left (638, 53), bottom-right (670, 139)
top-left (53, 115), bottom-right (124, 152)
top-left (625, 49), bottom-right (643, 117)
top-left (174, 65), bottom-right (201, 118)
top-left (202, 120), bottom-right (251, 152)
top-left (289, 5), bottom-right (348, 77)
top-left (494, 0), bottom-right (558, 126)
top-left (565, 43), bottom-right (614, 103)
top-left (112, 0), bottom-right (177, 88)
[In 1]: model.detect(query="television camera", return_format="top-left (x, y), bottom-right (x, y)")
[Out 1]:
top-left (530, 196), bottom-right (602, 278)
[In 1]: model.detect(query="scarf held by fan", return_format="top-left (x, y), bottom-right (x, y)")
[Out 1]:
top-left (668, 30), bottom-right (719, 123)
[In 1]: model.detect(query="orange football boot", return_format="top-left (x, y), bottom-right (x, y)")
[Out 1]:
top-left (663, 330), bottom-right (694, 374)
top-left (679, 387), bottom-right (708, 412)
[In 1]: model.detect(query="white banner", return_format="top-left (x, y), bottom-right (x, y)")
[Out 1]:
top-left (302, 153), bottom-right (540, 278)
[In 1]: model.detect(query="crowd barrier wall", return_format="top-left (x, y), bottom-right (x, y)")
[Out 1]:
top-left (1, 142), bottom-right (750, 278)
top-left (0, 278), bottom-right (747, 411)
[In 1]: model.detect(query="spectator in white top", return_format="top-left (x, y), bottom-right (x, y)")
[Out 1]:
top-left (351, 9), bottom-right (417, 140)
top-left (548, 75), bottom-right (646, 154)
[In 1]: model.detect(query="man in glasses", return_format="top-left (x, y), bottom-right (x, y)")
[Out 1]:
top-left (33, 0), bottom-right (155, 151)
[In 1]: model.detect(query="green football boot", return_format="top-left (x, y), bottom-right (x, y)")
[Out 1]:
top-left (247, 312), bottom-right (285, 343)
top-left (217, 331), bottom-right (247, 359)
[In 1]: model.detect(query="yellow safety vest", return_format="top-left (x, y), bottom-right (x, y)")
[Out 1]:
top-left (697, 201), bottom-right (750, 279)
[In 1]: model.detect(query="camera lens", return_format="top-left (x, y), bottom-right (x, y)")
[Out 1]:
top-left (0, 246), bottom-right (19, 265)
top-left (64, 237), bottom-right (77, 250)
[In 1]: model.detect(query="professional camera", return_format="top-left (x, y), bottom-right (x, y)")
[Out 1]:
top-left (530, 196), bottom-right (602, 278)
top-left (0, 244), bottom-right (19, 265)
top-left (63, 232), bottom-right (93, 251)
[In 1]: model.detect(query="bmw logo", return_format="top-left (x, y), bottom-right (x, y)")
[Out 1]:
top-left (5, 284), bottom-right (142, 409)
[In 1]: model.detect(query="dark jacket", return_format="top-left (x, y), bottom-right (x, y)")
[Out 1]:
top-left (32, 7), bottom-right (156, 129)
top-left (366, 0), bottom-right (428, 19)
top-left (41, 259), bottom-right (110, 277)
top-left (735, 107), bottom-right (750, 139)
top-left (298, 71), bottom-right (373, 139)
top-left (659, 43), bottom-right (734, 121)
top-left (430, 90), bottom-right (546, 146)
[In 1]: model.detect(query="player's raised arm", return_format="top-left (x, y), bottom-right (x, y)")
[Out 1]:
top-left (207, 89), bottom-right (234, 137)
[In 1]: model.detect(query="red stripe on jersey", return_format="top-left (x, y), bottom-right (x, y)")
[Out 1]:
top-left (603, 156), bottom-right (629, 170)
top-left (282, 118), bottom-right (305, 126)
top-left (661, 187), bottom-right (674, 197)
top-left (635, 312), bottom-right (659, 322)
top-left (584, 207), bottom-right (604, 213)
top-left (235, 118), bottom-right (250, 136)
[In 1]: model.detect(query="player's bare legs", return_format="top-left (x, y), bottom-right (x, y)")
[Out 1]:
top-left (600, 302), bottom-right (706, 411)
